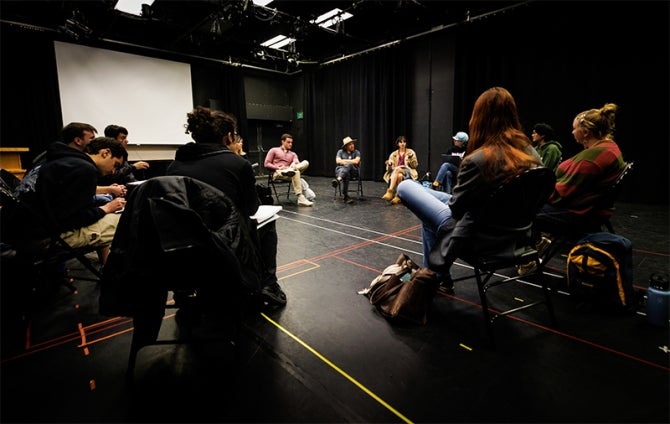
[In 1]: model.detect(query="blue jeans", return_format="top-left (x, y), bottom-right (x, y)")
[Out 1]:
top-left (396, 180), bottom-right (452, 270)
top-left (335, 164), bottom-right (359, 195)
top-left (435, 162), bottom-right (459, 193)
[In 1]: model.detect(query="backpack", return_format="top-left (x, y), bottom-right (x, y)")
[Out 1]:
top-left (566, 232), bottom-right (636, 313)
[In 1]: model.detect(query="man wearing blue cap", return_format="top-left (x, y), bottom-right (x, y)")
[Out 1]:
top-left (431, 131), bottom-right (469, 193)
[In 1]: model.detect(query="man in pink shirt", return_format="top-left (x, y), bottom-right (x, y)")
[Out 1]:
top-left (264, 133), bottom-right (313, 206)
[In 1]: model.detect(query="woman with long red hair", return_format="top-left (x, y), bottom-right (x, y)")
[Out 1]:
top-left (397, 86), bottom-right (542, 292)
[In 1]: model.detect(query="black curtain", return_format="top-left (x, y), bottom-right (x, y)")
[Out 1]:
top-left (1, 25), bottom-right (63, 165)
top-left (452, 1), bottom-right (669, 204)
top-left (303, 44), bottom-right (412, 181)
top-left (190, 61), bottom-right (247, 140)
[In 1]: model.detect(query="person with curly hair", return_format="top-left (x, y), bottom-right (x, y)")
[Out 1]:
top-left (167, 106), bottom-right (286, 309)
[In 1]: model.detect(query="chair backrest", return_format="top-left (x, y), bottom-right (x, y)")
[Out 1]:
top-left (478, 167), bottom-right (556, 234)
top-left (595, 161), bottom-right (633, 214)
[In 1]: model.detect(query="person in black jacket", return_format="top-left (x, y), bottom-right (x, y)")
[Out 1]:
top-left (98, 124), bottom-right (150, 185)
top-left (167, 106), bottom-right (286, 309)
top-left (15, 137), bottom-right (127, 266)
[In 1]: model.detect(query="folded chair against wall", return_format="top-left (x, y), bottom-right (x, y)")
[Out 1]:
top-left (99, 175), bottom-right (263, 381)
top-left (433, 167), bottom-right (557, 346)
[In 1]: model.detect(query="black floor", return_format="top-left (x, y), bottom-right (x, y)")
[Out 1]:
top-left (2, 176), bottom-right (669, 423)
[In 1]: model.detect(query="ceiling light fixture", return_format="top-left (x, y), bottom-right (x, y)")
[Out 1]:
top-left (114, 0), bottom-right (155, 17)
top-left (251, 0), bottom-right (274, 6)
top-left (261, 35), bottom-right (295, 50)
top-left (311, 8), bottom-right (353, 29)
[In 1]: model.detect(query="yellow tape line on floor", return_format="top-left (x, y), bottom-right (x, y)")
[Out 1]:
top-left (261, 312), bottom-right (413, 424)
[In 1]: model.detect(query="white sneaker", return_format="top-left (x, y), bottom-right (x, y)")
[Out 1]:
top-left (297, 194), bottom-right (313, 206)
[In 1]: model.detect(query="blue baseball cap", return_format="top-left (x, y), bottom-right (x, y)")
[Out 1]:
top-left (453, 131), bottom-right (469, 144)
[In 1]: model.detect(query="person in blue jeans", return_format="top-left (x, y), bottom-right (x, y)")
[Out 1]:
top-left (396, 181), bottom-right (452, 272)
top-left (398, 87), bottom-right (542, 293)
top-left (432, 131), bottom-right (468, 193)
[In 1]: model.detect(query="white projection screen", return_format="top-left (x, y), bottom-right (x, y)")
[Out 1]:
top-left (54, 41), bottom-right (193, 145)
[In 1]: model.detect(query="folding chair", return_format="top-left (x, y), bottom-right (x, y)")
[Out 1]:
top-left (539, 161), bottom-right (635, 265)
top-left (266, 170), bottom-right (292, 204)
top-left (98, 176), bottom-right (253, 381)
top-left (0, 170), bottom-right (102, 328)
top-left (440, 167), bottom-right (557, 347)
top-left (333, 164), bottom-right (364, 199)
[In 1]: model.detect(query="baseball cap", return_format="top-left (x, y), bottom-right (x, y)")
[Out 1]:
top-left (453, 131), bottom-right (469, 143)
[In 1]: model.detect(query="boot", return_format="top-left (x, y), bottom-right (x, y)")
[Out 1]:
top-left (390, 195), bottom-right (402, 205)
top-left (381, 188), bottom-right (394, 201)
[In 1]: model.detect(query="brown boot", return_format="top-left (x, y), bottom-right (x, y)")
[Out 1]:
top-left (381, 188), bottom-right (394, 201)
top-left (390, 195), bottom-right (402, 205)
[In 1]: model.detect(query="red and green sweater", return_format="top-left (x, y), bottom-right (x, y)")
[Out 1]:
top-left (549, 139), bottom-right (625, 216)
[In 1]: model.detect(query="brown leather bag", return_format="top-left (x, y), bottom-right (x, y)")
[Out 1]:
top-left (369, 264), bottom-right (439, 325)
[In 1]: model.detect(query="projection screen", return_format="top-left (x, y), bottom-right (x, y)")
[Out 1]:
top-left (54, 41), bottom-right (193, 146)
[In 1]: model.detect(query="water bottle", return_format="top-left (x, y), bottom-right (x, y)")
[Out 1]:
top-left (646, 272), bottom-right (669, 327)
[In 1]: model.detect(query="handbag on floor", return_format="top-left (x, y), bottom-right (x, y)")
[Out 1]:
top-left (364, 253), bottom-right (438, 325)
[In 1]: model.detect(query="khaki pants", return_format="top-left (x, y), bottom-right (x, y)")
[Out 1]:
top-left (60, 213), bottom-right (120, 249)
top-left (272, 160), bottom-right (310, 196)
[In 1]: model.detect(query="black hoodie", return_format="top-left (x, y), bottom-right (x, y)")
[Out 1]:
top-left (24, 142), bottom-right (105, 238)
top-left (167, 142), bottom-right (259, 217)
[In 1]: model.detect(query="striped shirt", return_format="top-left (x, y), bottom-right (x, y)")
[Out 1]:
top-left (549, 139), bottom-right (625, 216)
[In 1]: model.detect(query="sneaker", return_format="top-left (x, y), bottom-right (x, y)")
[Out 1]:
top-left (343, 196), bottom-right (354, 204)
top-left (261, 282), bottom-right (287, 307)
top-left (297, 194), bottom-right (313, 206)
top-left (331, 179), bottom-right (339, 188)
top-left (280, 169), bottom-right (296, 177)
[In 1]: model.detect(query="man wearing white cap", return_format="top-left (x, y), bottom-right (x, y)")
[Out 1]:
top-left (332, 136), bottom-right (361, 204)
top-left (432, 131), bottom-right (469, 193)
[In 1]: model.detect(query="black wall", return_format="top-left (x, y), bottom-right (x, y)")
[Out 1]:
top-left (1, 1), bottom-right (667, 204)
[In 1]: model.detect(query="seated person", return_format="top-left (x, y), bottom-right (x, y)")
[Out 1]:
top-left (534, 103), bottom-right (626, 238)
top-left (16, 122), bottom-right (127, 204)
top-left (397, 87), bottom-right (542, 293)
top-left (381, 135), bottom-right (419, 204)
top-left (9, 137), bottom-right (127, 266)
top-left (531, 122), bottom-right (563, 171)
top-left (332, 136), bottom-right (361, 204)
top-left (166, 106), bottom-right (286, 308)
top-left (264, 133), bottom-right (313, 207)
top-left (98, 124), bottom-right (150, 185)
top-left (432, 131), bottom-right (469, 193)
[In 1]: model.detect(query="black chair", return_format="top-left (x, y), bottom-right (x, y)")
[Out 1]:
top-left (333, 164), bottom-right (364, 199)
top-left (441, 167), bottom-right (557, 346)
top-left (98, 176), bottom-right (254, 381)
top-left (539, 161), bottom-right (634, 265)
top-left (266, 170), bottom-right (292, 204)
top-left (0, 170), bottom-right (103, 334)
